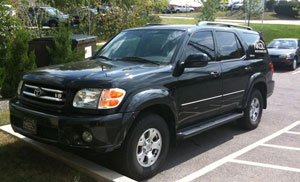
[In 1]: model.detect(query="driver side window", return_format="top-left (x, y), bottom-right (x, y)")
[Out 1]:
top-left (183, 31), bottom-right (215, 62)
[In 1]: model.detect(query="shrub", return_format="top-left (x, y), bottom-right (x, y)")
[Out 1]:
top-left (1, 29), bottom-right (36, 98)
top-left (265, 0), bottom-right (276, 12)
top-left (47, 25), bottom-right (84, 65)
top-left (274, 1), bottom-right (299, 18)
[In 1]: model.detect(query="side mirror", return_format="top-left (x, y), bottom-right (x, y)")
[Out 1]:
top-left (184, 53), bottom-right (209, 68)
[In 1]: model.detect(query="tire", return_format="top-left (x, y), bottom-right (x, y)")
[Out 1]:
top-left (49, 21), bottom-right (57, 27)
top-left (117, 113), bottom-right (170, 181)
top-left (238, 89), bottom-right (263, 130)
top-left (291, 57), bottom-right (297, 70)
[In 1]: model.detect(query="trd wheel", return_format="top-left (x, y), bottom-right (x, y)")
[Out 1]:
top-left (239, 89), bottom-right (263, 130)
top-left (118, 113), bottom-right (170, 181)
top-left (291, 58), bottom-right (297, 70)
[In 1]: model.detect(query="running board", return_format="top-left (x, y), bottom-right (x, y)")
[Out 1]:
top-left (177, 112), bottom-right (244, 140)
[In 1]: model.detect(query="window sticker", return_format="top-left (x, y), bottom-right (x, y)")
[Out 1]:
top-left (254, 40), bottom-right (267, 53)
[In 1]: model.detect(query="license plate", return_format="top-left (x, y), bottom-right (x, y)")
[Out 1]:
top-left (23, 118), bottom-right (37, 134)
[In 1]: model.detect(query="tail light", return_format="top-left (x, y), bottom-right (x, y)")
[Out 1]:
top-left (269, 62), bottom-right (274, 74)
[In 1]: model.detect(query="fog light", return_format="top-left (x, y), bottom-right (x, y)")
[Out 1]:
top-left (82, 131), bottom-right (93, 143)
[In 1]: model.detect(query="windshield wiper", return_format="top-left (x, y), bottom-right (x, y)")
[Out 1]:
top-left (96, 55), bottom-right (112, 60)
top-left (119, 57), bottom-right (160, 65)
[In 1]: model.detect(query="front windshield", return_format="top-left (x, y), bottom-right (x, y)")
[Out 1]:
top-left (267, 40), bottom-right (297, 49)
top-left (97, 30), bottom-right (184, 64)
top-left (46, 8), bottom-right (63, 16)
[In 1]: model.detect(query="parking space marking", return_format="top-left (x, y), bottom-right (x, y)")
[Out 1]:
top-left (292, 70), bottom-right (300, 75)
top-left (176, 121), bottom-right (300, 182)
top-left (261, 143), bottom-right (300, 151)
top-left (229, 159), bottom-right (300, 173)
top-left (285, 131), bottom-right (300, 135)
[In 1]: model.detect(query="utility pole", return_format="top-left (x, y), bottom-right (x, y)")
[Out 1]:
top-left (261, 0), bottom-right (265, 32)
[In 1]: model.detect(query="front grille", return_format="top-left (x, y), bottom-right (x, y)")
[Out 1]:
top-left (21, 82), bottom-right (66, 111)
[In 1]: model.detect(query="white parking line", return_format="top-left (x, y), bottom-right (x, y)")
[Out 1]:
top-left (292, 70), bottom-right (300, 75)
top-left (176, 121), bottom-right (300, 182)
top-left (286, 131), bottom-right (300, 135)
top-left (229, 159), bottom-right (300, 173)
top-left (261, 143), bottom-right (300, 151)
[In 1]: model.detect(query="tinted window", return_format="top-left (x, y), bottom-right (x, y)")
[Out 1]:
top-left (216, 32), bottom-right (244, 60)
top-left (183, 31), bottom-right (215, 61)
top-left (243, 32), bottom-right (260, 46)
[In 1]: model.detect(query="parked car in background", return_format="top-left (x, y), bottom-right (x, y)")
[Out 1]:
top-left (70, 6), bottom-right (98, 25)
top-left (231, 2), bottom-right (243, 10)
top-left (2, 4), bottom-right (16, 16)
top-left (267, 39), bottom-right (300, 70)
top-left (161, 7), bottom-right (172, 14)
top-left (29, 6), bottom-right (69, 27)
top-left (171, 5), bottom-right (195, 13)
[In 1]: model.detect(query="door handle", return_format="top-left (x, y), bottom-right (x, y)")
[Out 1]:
top-left (245, 66), bottom-right (252, 72)
top-left (210, 71), bottom-right (221, 77)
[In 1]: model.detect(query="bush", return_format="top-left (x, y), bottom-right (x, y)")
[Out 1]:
top-left (265, 0), bottom-right (276, 12)
top-left (1, 29), bottom-right (36, 98)
top-left (47, 25), bottom-right (84, 65)
top-left (274, 1), bottom-right (299, 18)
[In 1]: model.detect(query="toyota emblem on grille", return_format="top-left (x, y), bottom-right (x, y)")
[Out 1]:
top-left (34, 87), bottom-right (42, 97)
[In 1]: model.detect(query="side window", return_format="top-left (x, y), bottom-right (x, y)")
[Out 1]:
top-left (216, 31), bottom-right (244, 60)
top-left (183, 31), bottom-right (215, 61)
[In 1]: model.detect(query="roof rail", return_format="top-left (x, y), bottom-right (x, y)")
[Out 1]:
top-left (197, 21), bottom-right (253, 31)
top-left (144, 23), bottom-right (166, 26)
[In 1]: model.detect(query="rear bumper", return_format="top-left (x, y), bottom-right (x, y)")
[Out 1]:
top-left (9, 98), bottom-right (137, 153)
top-left (271, 58), bottom-right (293, 66)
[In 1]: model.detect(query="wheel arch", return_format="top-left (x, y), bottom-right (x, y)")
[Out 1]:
top-left (243, 73), bottom-right (267, 109)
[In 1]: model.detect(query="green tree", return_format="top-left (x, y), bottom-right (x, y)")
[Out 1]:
top-left (47, 25), bottom-right (84, 65)
top-left (244, 0), bottom-right (264, 26)
top-left (1, 29), bottom-right (36, 98)
top-left (196, 0), bottom-right (220, 21)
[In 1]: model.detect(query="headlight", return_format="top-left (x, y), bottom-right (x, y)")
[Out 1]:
top-left (17, 80), bottom-right (24, 95)
top-left (73, 88), bottom-right (126, 109)
top-left (279, 54), bottom-right (293, 59)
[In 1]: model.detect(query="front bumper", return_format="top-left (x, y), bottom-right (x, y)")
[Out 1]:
top-left (271, 58), bottom-right (293, 67)
top-left (9, 99), bottom-right (136, 153)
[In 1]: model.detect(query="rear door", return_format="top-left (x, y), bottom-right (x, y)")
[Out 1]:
top-left (177, 31), bottom-right (222, 128)
top-left (215, 31), bottom-right (252, 113)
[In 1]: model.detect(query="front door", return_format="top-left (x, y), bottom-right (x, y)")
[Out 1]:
top-left (176, 31), bottom-right (222, 128)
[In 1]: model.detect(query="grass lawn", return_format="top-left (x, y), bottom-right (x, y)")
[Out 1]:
top-left (158, 11), bottom-right (297, 21)
top-left (160, 18), bottom-right (300, 44)
top-left (161, 17), bottom-right (197, 25)
top-left (0, 113), bottom-right (96, 182)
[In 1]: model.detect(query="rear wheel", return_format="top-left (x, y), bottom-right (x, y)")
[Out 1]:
top-left (117, 113), bottom-right (170, 181)
top-left (239, 89), bottom-right (263, 130)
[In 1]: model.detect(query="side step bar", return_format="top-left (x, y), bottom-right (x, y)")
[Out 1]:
top-left (177, 112), bottom-right (244, 140)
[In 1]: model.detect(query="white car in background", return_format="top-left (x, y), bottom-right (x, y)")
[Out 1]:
top-left (2, 4), bottom-right (16, 16)
top-left (231, 2), bottom-right (243, 10)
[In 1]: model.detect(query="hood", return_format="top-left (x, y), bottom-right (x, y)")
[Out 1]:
top-left (23, 59), bottom-right (161, 89)
top-left (267, 48), bottom-right (296, 56)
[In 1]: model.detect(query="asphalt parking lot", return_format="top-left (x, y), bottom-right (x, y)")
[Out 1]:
top-left (144, 67), bottom-right (300, 182)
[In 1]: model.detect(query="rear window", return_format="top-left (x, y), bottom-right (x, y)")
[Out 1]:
top-left (242, 32), bottom-right (267, 58)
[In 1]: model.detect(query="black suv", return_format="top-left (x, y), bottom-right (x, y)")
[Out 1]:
top-left (10, 22), bottom-right (274, 180)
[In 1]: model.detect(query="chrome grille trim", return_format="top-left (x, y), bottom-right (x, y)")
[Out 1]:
top-left (23, 91), bottom-right (64, 102)
top-left (22, 84), bottom-right (65, 102)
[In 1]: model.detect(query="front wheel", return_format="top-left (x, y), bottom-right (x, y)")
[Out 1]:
top-left (118, 113), bottom-right (170, 181)
top-left (291, 58), bottom-right (297, 70)
top-left (238, 89), bottom-right (263, 130)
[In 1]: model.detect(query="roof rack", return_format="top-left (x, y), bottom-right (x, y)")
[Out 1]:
top-left (144, 23), bottom-right (166, 26)
top-left (197, 21), bottom-right (253, 31)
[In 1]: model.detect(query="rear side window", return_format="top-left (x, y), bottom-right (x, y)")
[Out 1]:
top-left (242, 32), bottom-right (267, 58)
top-left (183, 31), bottom-right (215, 61)
top-left (216, 32), bottom-right (244, 60)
